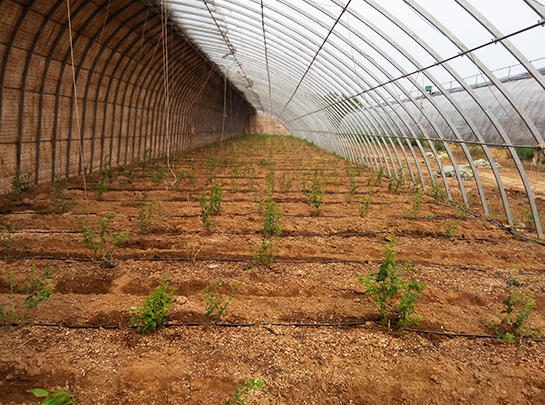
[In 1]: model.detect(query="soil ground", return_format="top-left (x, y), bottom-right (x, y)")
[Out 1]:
top-left (0, 134), bottom-right (545, 404)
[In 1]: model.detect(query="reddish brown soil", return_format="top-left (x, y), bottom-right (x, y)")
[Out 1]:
top-left (1, 134), bottom-right (544, 404)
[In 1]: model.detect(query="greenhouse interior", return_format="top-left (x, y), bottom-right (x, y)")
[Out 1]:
top-left (0, 0), bottom-right (545, 404)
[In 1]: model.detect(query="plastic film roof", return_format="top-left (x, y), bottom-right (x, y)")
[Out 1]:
top-left (163, 0), bottom-right (545, 239)
top-left (166, 0), bottom-right (545, 133)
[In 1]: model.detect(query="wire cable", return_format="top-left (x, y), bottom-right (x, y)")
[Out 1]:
top-left (279, 0), bottom-right (352, 119)
top-left (66, 0), bottom-right (90, 216)
top-left (260, 0), bottom-right (273, 114)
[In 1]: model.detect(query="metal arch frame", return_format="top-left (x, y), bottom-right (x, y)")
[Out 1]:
top-left (403, 0), bottom-right (543, 236)
top-left (169, 0), bottom-right (351, 119)
top-left (169, 3), bottom-right (336, 121)
top-left (171, 0), bottom-right (540, 237)
top-left (0, 0), bottom-right (39, 168)
top-left (235, 0), bottom-right (437, 187)
top-left (302, 0), bottom-right (540, 230)
top-left (282, 0), bottom-right (474, 201)
top-left (275, 1), bottom-right (441, 190)
top-left (2, 0), bottom-right (544, 237)
top-left (68, 1), bottom-right (145, 174)
top-left (323, 3), bottom-right (480, 206)
top-left (0, 0), bottom-right (251, 191)
top-left (340, 5), bottom-right (490, 210)
top-left (18, 0), bottom-right (67, 184)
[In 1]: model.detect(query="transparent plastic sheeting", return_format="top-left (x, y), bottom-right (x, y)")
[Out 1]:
top-left (165, 0), bottom-right (545, 238)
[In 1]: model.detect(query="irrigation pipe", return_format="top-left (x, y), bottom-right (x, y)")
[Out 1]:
top-left (13, 255), bottom-right (545, 276)
top-left (4, 321), bottom-right (545, 342)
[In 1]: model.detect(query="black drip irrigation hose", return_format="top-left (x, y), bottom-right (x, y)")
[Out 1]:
top-left (4, 228), bottom-right (515, 243)
top-left (4, 321), bottom-right (545, 342)
top-left (14, 256), bottom-right (545, 275)
top-left (2, 207), bottom-right (543, 246)
top-left (423, 193), bottom-right (545, 247)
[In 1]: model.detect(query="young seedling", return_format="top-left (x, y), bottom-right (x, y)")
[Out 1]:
top-left (278, 171), bottom-right (293, 193)
top-left (0, 226), bottom-right (27, 263)
top-left (199, 182), bottom-right (223, 232)
top-left (358, 187), bottom-right (374, 218)
top-left (3, 168), bottom-right (33, 210)
top-left (187, 171), bottom-right (197, 201)
top-left (184, 240), bottom-right (203, 264)
top-left (97, 156), bottom-right (114, 199)
top-left (430, 180), bottom-right (447, 201)
top-left (0, 264), bottom-right (55, 326)
top-left (142, 148), bottom-right (153, 172)
top-left (174, 169), bottom-right (187, 189)
top-left (81, 213), bottom-right (129, 262)
top-left (225, 378), bottom-right (265, 405)
top-left (388, 170), bottom-right (406, 193)
top-left (358, 234), bottom-right (426, 332)
top-left (443, 219), bottom-right (461, 240)
top-left (346, 167), bottom-right (359, 203)
top-left (204, 278), bottom-right (241, 328)
top-left (487, 271), bottom-right (540, 343)
top-left (50, 173), bottom-right (73, 214)
top-left (130, 275), bottom-right (178, 334)
top-left (136, 192), bottom-right (162, 233)
top-left (368, 167), bottom-right (385, 187)
top-left (303, 171), bottom-right (324, 216)
top-left (85, 156), bottom-right (113, 200)
top-left (230, 159), bottom-right (242, 192)
top-left (30, 388), bottom-right (73, 405)
top-left (250, 197), bottom-right (284, 266)
top-left (149, 166), bottom-right (167, 185)
top-left (403, 188), bottom-right (424, 219)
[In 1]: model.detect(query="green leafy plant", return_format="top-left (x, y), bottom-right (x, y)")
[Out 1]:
top-left (369, 167), bottom-right (385, 187)
top-left (142, 148), bottom-right (153, 171)
top-left (265, 164), bottom-right (276, 197)
top-left (130, 275), bottom-right (178, 334)
top-left (199, 182), bottom-right (223, 232)
top-left (30, 388), bottom-right (73, 405)
top-left (0, 226), bottom-right (27, 263)
top-left (11, 168), bottom-right (33, 195)
top-left (85, 156), bottom-right (113, 200)
top-left (303, 171), bottom-right (324, 216)
top-left (433, 141), bottom-right (447, 152)
top-left (468, 143), bottom-right (485, 158)
top-left (97, 156), bottom-right (113, 199)
top-left (348, 176), bottom-right (358, 203)
top-left (184, 240), bottom-right (203, 264)
top-left (149, 166), bottom-right (167, 185)
top-left (487, 271), bottom-right (540, 343)
top-left (204, 278), bottom-right (241, 328)
top-left (278, 171), bottom-right (293, 193)
top-left (136, 192), bottom-right (162, 233)
top-left (358, 234), bottom-right (426, 331)
top-left (3, 168), bottom-right (33, 210)
top-left (403, 188), bottom-right (424, 219)
top-left (443, 219), bottom-right (461, 240)
top-left (174, 169), bottom-right (187, 189)
top-left (225, 378), bottom-right (265, 405)
top-left (230, 159), bottom-right (242, 191)
top-left (81, 213), bottom-right (129, 261)
top-left (358, 187), bottom-right (374, 218)
top-left (0, 264), bottom-right (55, 326)
top-left (388, 169), bottom-right (406, 193)
top-left (187, 171), bottom-right (197, 201)
top-left (513, 146), bottom-right (545, 164)
top-left (430, 180), bottom-right (447, 201)
top-left (250, 197), bottom-right (284, 266)
top-left (49, 173), bottom-right (73, 214)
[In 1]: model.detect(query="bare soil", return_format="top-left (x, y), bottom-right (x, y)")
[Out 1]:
top-left (1, 134), bottom-right (544, 405)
